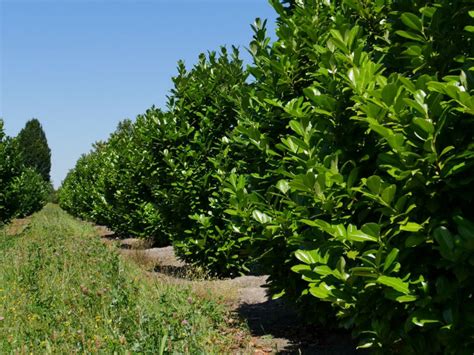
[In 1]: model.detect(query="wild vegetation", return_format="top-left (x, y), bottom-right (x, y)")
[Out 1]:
top-left (59, 0), bottom-right (474, 352)
top-left (0, 119), bottom-right (50, 224)
top-left (0, 205), bottom-right (242, 353)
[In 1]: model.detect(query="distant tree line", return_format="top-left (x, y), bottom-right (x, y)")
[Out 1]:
top-left (0, 118), bottom-right (51, 223)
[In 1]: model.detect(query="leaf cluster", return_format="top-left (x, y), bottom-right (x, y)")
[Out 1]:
top-left (222, 1), bottom-right (474, 352)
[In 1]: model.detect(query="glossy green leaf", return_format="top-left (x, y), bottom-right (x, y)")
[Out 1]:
top-left (400, 222), bottom-right (423, 232)
top-left (295, 249), bottom-right (329, 265)
top-left (382, 184), bottom-right (397, 204)
top-left (383, 248), bottom-right (399, 272)
top-left (420, 6), bottom-right (436, 18)
top-left (395, 30), bottom-right (425, 42)
top-left (367, 175), bottom-right (382, 194)
top-left (289, 120), bottom-right (305, 136)
top-left (377, 276), bottom-right (410, 294)
top-left (276, 179), bottom-right (290, 194)
top-left (396, 294), bottom-right (418, 302)
top-left (313, 265), bottom-right (334, 276)
top-left (347, 225), bottom-right (378, 242)
top-left (387, 133), bottom-right (406, 152)
top-left (413, 117), bottom-right (434, 134)
top-left (411, 311), bottom-right (441, 327)
top-left (252, 210), bottom-right (272, 224)
top-left (309, 282), bottom-right (332, 299)
top-left (361, 223), bottom-right (381, 238)
top-left (401, 13), bottom-right (423, 32)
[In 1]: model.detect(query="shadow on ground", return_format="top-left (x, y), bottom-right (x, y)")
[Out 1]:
top-left (236, 297), bottom-right (361, 354)
top-left (152, 264), bottom-right (198, 279)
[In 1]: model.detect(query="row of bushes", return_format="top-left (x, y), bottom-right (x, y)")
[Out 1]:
top-left (0, 120), bottom-right (50, 223)
top-left (60, 48), bottom-right (248, 250)
top-left (60, 0), bottom-right (474, 352)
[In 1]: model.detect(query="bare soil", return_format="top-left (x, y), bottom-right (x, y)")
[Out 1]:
top-left (100, 231), bottom-right (360, 354)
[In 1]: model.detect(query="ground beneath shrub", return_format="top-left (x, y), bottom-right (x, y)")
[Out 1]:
top-left (99, 231), bottom-right (360, 354)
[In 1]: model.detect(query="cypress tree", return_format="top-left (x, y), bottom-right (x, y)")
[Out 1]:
top-left (16, 119), bottom-right (51, 182)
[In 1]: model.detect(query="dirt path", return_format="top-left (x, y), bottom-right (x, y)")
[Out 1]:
top-left (100, 233), bottom-right (359, 354)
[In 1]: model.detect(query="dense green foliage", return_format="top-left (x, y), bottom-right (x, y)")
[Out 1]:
top-left (60, 117), bottom-right (172, 242)
top-left (152, 49), bottom-right (252, 274)
top-left (60, 48), bottom-right (249, 255)
top-left (0, 120), bottom-right (50, 223)
top-left (224, 1), bottom-right (474, 353)
top-left (16, 118), bottom-right (52, 182)
top-left (0, 204), bottom-right (240, 353)
top-left (60, 0), bottom-right (474, 352)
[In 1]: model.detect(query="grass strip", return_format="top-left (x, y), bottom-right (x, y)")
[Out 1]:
top-left (0, 204), bottom-right (240, 353)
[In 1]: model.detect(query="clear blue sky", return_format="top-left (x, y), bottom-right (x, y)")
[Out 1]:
top-left (0, 0), bottom-right (277, 187)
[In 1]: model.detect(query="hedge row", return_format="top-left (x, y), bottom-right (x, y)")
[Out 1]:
top-left (0, 120), bottom-right (50, 223)
top-left (60, 1), bottom-right (474, 352)
top-left (60, 48), bottom-right (248, 252)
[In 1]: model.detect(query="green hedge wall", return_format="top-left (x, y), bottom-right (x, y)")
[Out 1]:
top-left (60, 1), bottom-right (474, 352)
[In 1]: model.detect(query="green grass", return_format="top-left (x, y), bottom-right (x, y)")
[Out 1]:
top-left (0, 204), bottom-right (241, 353)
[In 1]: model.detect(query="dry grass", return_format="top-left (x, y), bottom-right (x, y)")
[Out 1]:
top-left (121, 248), bottom-right (160, 270)
top-left (115, 245), bottom-right (241, 305)
top-left (4, 218), bottom-right (30, 236)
